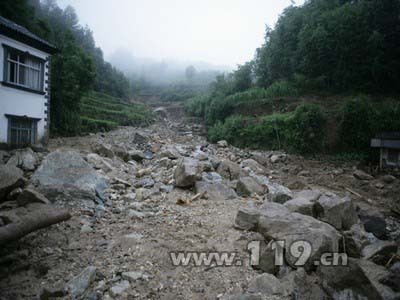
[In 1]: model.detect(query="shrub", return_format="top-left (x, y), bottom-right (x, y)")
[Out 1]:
top-left (185, 95), bottom-right (211, 118)
top-left (207, 104), bottom-right (326, 154)
top-left (287, 103), bottom-right (326, 153)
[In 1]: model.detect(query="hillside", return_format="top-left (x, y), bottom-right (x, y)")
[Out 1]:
top-left (80, 92), bottom-right (153, 133)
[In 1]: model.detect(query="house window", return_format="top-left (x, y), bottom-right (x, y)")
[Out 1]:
top-left (6, 115), bottom-right (38, 147)
top-left (3, 46), bottom-right (44, 91)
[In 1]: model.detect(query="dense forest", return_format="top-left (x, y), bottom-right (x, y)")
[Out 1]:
top-left (187, 0), bottom-right (400, 158)
top-left (0, 0), bottom-right (139, 135)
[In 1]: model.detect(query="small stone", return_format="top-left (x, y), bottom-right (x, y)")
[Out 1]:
top-left (66, 266), bottom-right (96, 298)
top-left (354, 170), bottom-right (374, 181)
top-left (110, 280), bottom-right (130, 297)
top-left (121, 271), bottom-right (150, 282)
top-left (81, 224), bottom-right (93, 233)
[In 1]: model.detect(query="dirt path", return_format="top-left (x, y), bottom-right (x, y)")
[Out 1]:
top-left (1, 101), bottom-right (399, 300)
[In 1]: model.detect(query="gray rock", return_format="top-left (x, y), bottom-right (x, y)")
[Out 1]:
top-left (128, 150), bottom-right (145, 162)
top-left (255, 176), bottom-right (293, 204)
top-left (201, 172), bottom-right (222, 183)
top-left (133, 132), bottom-right (148, 145)
top-left (342, 223), bottom-right (371, 258)
top-left (32, 150), bottom-right (107, 203)
top-left (128, 209), bottom-right (147, 219)
top-left (236, 177), bottom-right (267, 196)
top-left (357, 202), bottom-right (387, 239)
top-left (66, 266), bottom-right (96, 299)
top-left (17, 188), bottom-right (50, 206)
top-left (270, 154), bottom-right (287, 163)
top-left (112, 145), bottom-right (129, 162)
top-left (195, 181), bottom-right (237, 200)
top-left (121, 271), bottom-right (150, 282)
top-left (247, 273), bottom-right (285, 296)
top-left (109, 280), bottom-right (130, 297)
top-left (235, 202), bottom-right (290, 231)
top-left (257, 241), bottom-right (280, 275)
top-left (353, 169), bottom-right (374, 181)
top-left (216, 160), bottom-right (243, 180)
top-left (6, 148), bottom-right (37, 171)
top-left (174, 158), bottom-right (199, 188)
top-left (258, 206), bottom-right (340, 270)
top-left (284, 197), bottom-right (314, 216)
top-left (92, 143), bottom-right (114, 158)
top-left (241, 159), bottom-right (266, 175)
top-left (281, 268), bottom-right (326, 300)
top-left (159, 145), bottom-right (181, 160)
top-left (234, 207), bottom-right (261, 231)
top-left (7, 187), bottom-right (23, 200)
top-left (220, 294), bottom-right (263, 300)
top-left (362, 240), bottom-right (398, 265)
top-left (86, 153), bottom-right (114, 173)
top-left (382, 175), bottom-right (396, 184)
top-left (217, 140), bottom-right (228, 148)
top-left (315, 193), bottom-right (359, 230)
top-left (0, 164), bottom-right (24, 201)
top-left (379, 262), bottom-right (400, 292)
top-left (193, 149), bottom-right (208, 161)
top-left (358, 259), bottom-right (400, 300)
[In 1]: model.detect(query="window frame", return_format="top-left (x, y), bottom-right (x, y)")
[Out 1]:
top-left (5, 114), bottom-right (40, 147)
top-left (2, 44), bottom-right (46, 95)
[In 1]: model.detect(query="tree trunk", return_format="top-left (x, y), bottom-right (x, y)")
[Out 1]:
top-left (0, 205), bottom-right (71, 245)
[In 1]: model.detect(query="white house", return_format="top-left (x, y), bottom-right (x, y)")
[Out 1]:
top-left (0, 16), bottom-right (57, 149)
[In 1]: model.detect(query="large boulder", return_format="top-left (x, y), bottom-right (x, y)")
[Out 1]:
top-left (283, 189), bottom-right (322, 216)
top-left (195, 181), bottom-right (237, 200)
top-left (234, 207), bottom-right (262, 231)
top-left (159, 145), bottom-right (181, 160)
top-left (174, 158), bottom-right (199, 188)
top-left (281, 268), bottom-right (326, 300)
top-left (254, 175), bottom-right (293, 203)
top-left (32, 150), bottom-right (107, 203)
top-left (0, 165), bottom-right (24, 201)
top-left (234, 202), bottom-right (290, 231)
top-left (357, 202), bottom-right (387, 239)
top-left (6, 148), bottom-right (37, 171)
top-left (241, 159), bottom-right (266, 175)
top-left (342, 223), bottom-right (372, 258)
top-left (319, 258), bottom-right (400, 300)
top-left (236, 177), bottom-right (267, 196)
top-left (315, 193), bottom-right (359, 230)
top-left (361, 240), bottom-right (398, 265)
top-left (379, 262), bottom-right (400, 292)
top-left (216, 160), bottom-right (243, 180)
top-left (257, 205), bottom-right (341, 270)
top-left (247, 273), bottom-right (285, 296)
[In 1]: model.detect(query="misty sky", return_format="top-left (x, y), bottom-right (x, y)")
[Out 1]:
top-left (57, 0), bottom-right (304, 67)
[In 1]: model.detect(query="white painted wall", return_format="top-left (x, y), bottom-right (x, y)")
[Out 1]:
top-left (0, 34), bottom-right (51, 145)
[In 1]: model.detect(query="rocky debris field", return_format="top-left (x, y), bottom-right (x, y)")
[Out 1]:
top-left (0, 103), bottom-right (399, 300)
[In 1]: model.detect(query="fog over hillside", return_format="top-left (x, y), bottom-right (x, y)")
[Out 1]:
top-left (108, 49), bottom-right (231, 86)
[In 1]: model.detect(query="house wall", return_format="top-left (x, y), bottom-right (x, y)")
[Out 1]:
top-left (0, 34), bottom-right (51, 146)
